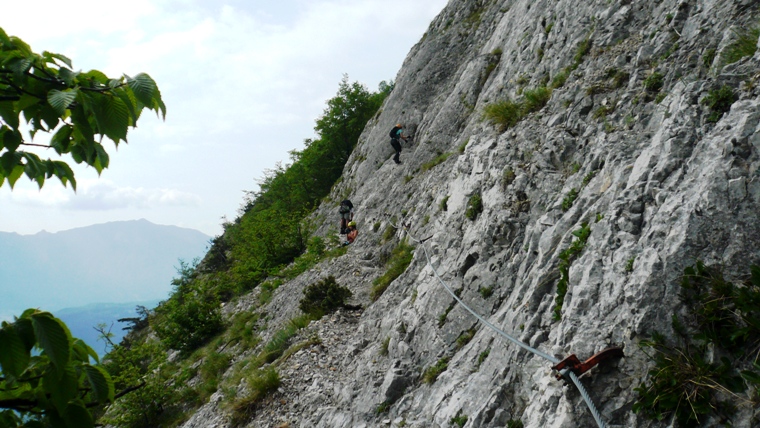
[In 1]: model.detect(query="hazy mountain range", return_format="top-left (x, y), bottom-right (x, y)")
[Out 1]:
top-left (0, 219), bottom-right (211, 320)
top-left (54, 300), bottom-right (161, 356)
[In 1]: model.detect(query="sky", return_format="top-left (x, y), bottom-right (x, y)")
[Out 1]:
top-left (0, 0), bottom-right (448, 237)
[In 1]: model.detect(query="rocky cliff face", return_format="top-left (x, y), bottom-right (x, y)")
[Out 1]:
top-left (181, 0), bottom-right (760, 427)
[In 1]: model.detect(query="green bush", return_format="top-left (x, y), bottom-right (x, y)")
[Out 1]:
top-left (522, 86), bottom-right (552, 113)
top-left (483, 99), bottom-right (522, 130)
top-left (371, 239), bottom-right (415, 300)
top-left (702, 85), bottom-right (736, 123)
top-left (102, 342), bottom-right (187, 428)
top-left (551, 69), bottom-right (570, 89)
top-left (643, 72), bottom-right (664, 93)
top-left (634, 262), bottom-right (760, 425)
top-left (722, 26), bottom-right (760, 66)
top-left (307, 235), bottom-right (326, 257)
top-left (479, 285), bottom-right (494, 298)
top-left (466, 193), bottom-right (483, 220)
top-left (422, 357), bottom-right (450, 384)
top-left (298, 276), bottom-right (352, 317)
top-left (230, 368), bottom-right (280, 426)
top-left (155, 289), bottom-right (224, 353)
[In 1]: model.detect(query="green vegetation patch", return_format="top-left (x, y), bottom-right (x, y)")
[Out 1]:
top-left (450, 411), bottom-right (468, 427)
top-left (561, 188), bottom-right (579, 212)
top-left (230, 368), bottom-right (280, 427)
top-left (371, 239), bottom-right (415, 301)
top-left (456, 328), bottom-right (476, 349)
top-left (701, 85), bottom-right (736, 123)
top-left (422, 357), bottom-right (450, 384)
top-left (422, 152), bottom-right (452, 171)
top-left (483, 99), bottom-right (523, 130)
top-left (643, 72), bottom-right (664, 93)
top-left (466, 193), bottom-right (483, 221)
top-left (483, 86), bottom-right (552, 130)
top-left (553, 223), bottom-right (591, 320)
top-left (440, 195), bottom-right (450, 212)
top-left (633, 262), bottom-right (760, 425)
top-left (722, 25), bottom-right (760, 66)
top-left (299, 275), bottom-right (352, 318)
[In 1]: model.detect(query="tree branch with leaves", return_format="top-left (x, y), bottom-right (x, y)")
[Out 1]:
top-left (0, 27), bottom-right (165, 190)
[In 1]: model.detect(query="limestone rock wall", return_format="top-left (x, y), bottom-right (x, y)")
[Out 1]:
top-left (181, 0), bottom-right (760, 426)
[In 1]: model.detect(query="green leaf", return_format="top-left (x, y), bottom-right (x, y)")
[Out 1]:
top-left (84, 365), bottom-right (114, 403)
top-left (114, 87), bottom-right (139, 124)
top-left (47, 89), bottom-right (78, 116)
top-left (79, 69), bottom-right (109, 86)
top-left (50, 125), bottom-right (73, 154)
top-left (13, 317), bottom-right (36, 352)
top-left (91, 95), bottom-right (129, 144)
top-left (7, 57), bottom-right (32, 76)
top-left (0, 324), bottom-right (30, 379)
top-left (0, 102), bottom-right (20, 129)
top-left (63, 401), bottom-right (94, 428)
top-left (44, 364), bottom-right (78, 415)
top-left (127, 73), bottom-right (157, 107)
top-left (741, 369), bottom-right (760, 385)
top-left (31, 312), bottom-right (71, 377)
top-left (57, 68), bottom-right (79, 86)
top-left (0, 27), bottom-right (11, 47)
top-left (2, 128), bottom-right (22, 152)
top-left (42, 51), bottom-right (73, 68)
top-left (51, 160), bottom-right (76, 190)
top-left (7, 164), bottom-right (24, 188)
top-left (92, 143), bottom-right (109, 174)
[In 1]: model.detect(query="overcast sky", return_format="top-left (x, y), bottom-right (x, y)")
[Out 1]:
top-left (0, 0), bottom-right (448, 237)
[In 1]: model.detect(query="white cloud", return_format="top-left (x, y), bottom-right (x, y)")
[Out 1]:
top-left (7, 180), bottom-right (201, 211)
top-left (2, 0), bottom-right (449, 236)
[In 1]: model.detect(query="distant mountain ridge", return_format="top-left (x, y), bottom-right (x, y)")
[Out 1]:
top-left (0, 219), bottom-right (210, 319)
top-left (54, 300), bottom-right (161, 356)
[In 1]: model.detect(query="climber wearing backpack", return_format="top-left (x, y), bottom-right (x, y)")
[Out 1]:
top-left (339, 199), bottom-right (354, 234)
top-left (389, 123), bottom-right (411, 164)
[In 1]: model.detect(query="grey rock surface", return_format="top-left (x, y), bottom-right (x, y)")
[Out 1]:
top-left (180, 0), bottom-right (760, 427)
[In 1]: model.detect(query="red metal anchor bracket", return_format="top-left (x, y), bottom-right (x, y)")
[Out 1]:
top-left (552, 347), bottom-right (624, 380)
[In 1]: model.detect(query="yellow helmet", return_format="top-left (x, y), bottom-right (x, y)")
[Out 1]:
top-left (396, 123), bottom-right (403, 128)
top-left (348, 221), bottom-right (356, 227)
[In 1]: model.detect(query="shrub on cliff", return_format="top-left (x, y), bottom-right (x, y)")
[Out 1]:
top-left (299, 276), bottom-right (352, 317)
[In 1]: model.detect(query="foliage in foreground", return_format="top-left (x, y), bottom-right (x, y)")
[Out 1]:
top-left (634, 262), bottom-right (760, 426)
top-left (0, 310), bottom-right (114, 428)
top-left (0, 27), bottom-right (164, 190)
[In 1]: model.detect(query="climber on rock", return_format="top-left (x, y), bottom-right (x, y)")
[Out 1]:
top-left (389, 123), bottom-right (412, 165)
top-left (343, 221), bottom-right (358, 246)
top-left (339, 199), bottom-right (354, 234)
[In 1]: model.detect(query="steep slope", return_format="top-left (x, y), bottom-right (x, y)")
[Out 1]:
top-left (180, 0), bottom-right (760, 427)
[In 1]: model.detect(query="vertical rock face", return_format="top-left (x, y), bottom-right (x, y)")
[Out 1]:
top-left (181, 0), bottom-right (760, 427)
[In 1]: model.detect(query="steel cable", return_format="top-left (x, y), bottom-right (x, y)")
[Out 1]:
top-left (388, 219), bottom-right (606, 428)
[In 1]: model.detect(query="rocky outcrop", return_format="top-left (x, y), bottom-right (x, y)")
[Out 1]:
top-left (181, 0), bottom-right (760, 427)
